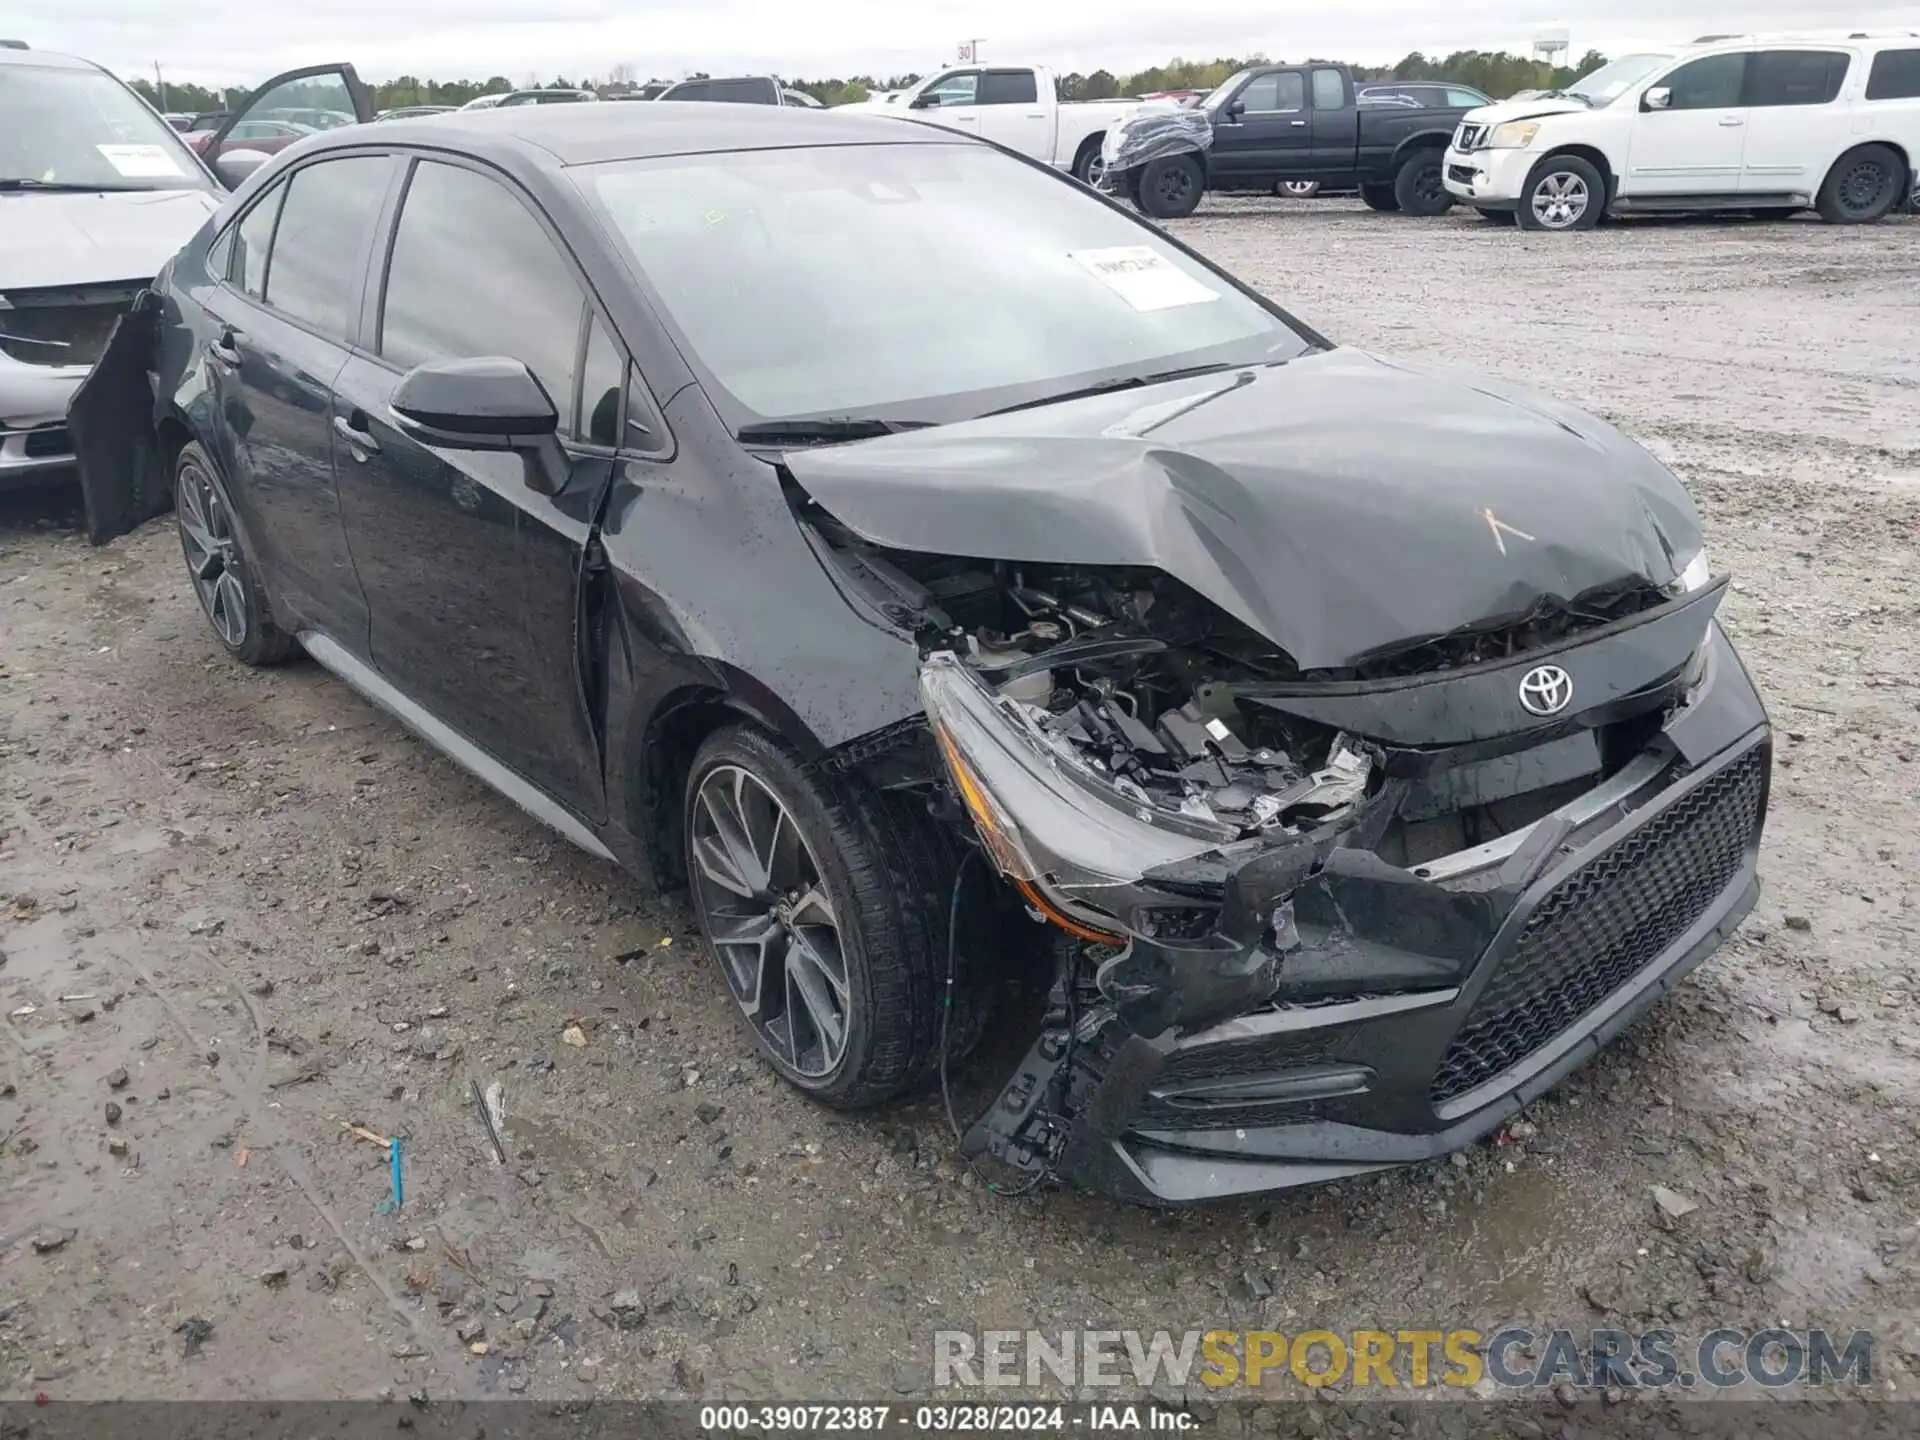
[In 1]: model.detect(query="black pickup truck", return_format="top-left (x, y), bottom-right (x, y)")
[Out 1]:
top-left (1102, 63), bottom-right (1484, 219)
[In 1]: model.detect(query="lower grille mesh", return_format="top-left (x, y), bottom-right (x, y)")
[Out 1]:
top-left (1431, 748), bottom-right (1766, 1107)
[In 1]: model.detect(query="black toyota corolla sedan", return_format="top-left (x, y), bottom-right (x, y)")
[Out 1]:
top-left (70, 90), bottom-right (1770, 1205)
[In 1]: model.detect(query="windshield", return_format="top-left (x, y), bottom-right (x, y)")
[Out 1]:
top-left (582, 142), bottom-right (1310, 428)
top-left (1568, 53), bottom-right (1673, 104)
top-left (0, 62), bottom-right (209, 191)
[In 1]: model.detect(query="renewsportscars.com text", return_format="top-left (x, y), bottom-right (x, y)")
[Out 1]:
top-left (932, 1328), bottom-right (1874, 1392)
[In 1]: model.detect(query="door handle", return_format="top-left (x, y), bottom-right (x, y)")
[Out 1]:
top-left (1289, 119), bottom-right (1307, 127)
top-left (207, 332), bottom-right (241, 367)
top-left (332, 413), bottom-right (380, 458)
top-left (1719, 116), bottom-right (1744, 126)
top-left (1026, 112), bottom-right (1044, 118)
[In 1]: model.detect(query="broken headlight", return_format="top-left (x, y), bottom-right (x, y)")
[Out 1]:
top-left (921, 651), bottom-right (1226, 939)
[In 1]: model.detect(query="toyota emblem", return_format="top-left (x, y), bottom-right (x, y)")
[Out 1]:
top-left (1517, 664), bottom-right (1575, 717)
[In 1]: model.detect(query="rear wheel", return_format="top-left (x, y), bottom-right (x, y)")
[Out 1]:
top-left (1071, 137), bottom-right (1105, 187)
top-left (1392, 152), bottom-right (1452, 216)
top-left (683, 724), bottom-right (960, 1109)
top-left (1516, 154), bottom-right (1605, 232)
top-left (1359, 181), bottom-right (1400, 213)
top-left (1816, 144), bottom-right (1905, 224)
top-left (173, 442), bottom-right (294, 667)
top-left (1135, 154), bottom-right (1204, 219)
top-left (1275, 180), bottom-right (1321, 198)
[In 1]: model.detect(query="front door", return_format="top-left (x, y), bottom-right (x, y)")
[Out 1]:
top-left (905, 70), bottom-right (984, 141)
top-left (1624, 51), bottom-right (1751, 197)
top-left (330, 156), bottom-right (619, 821)
top-left (201, 63), bottom-right (375, 175)
top-left (1210, 70), bottom-right (1313, 181)
top-left (1738, 48), bottom-right (1853, 193)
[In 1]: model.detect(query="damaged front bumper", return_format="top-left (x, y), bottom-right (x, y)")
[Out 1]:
top-left (945, 611), bottom-right (1770, 1205)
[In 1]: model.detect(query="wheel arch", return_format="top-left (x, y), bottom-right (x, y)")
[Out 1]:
top-left (1390, 130), bottom-right (1454, 167)
top-left (1069, 131), bottom-right (1105, 181)
top-left (1825, 138), bottom-right (1912, 186)
top-left (618, 674), bottom-right (836, 890)
top-left (1532, 144), bottom-right (1617, 205)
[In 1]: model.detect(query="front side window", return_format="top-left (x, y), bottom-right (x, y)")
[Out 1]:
top-left (578, 315), bottom-right (624, 447)
top-left (659, 83), bottom-right (708, 102)
top-left (264, 155), bottom-right (390, 339)
top-left (583, 141), bottom-right (1309, 428)
top-left (1311, 69), bottom-right (1345, 111)
top-left (919, 72), bottom-right (979, 108)
top-left (1745, 50), bottom-right (1848, 107)
top-left (1238, 72), bottom-right (1304, 113)
top-left (710, 79), bottom-right (777, 104)
top-left (1447, 88), bottom-right (1491, 108)
top-left (1656, 53), bottom-right (1748, 110)
top-left (379, 160), bottom-right (585, 428)
top-left (979, 70), bottom-right (1039, 106)
top-left (237, 74), bottom-right (358, 137)
top-left (0, 61), bottom-right (210, 192)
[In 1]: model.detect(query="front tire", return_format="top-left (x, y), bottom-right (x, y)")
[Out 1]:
top-left (683, 724), bottom-right (957, 1109)
top-left (1816, 144), bottom-right (1905, 224)
top-left (1136, 154), bottom-right (1204, 218)
top-left (1392, 152), bottom-right (1452, 216)
top-left (1359, 181), bottom-right (1400, 212)
top-left (174, 442), bottom-right (294, 666)
top-left (1516, 154), bottom-right (1605, 231)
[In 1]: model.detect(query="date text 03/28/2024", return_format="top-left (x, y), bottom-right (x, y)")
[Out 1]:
top-left (698, 1406), bottom-right (1191, 1432)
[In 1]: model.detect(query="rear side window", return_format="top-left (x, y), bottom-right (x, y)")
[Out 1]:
top-left (264, 156), bottom-right (390, 338)
top-left (661, 82), bottom-right (708, 101)
top-left (1311, 69), bottom-right (1346, 110)
top-left (379, 160), bottom-right (586, 431)
top-left (1447, 88), bottom-right (1490, 108)
top-left (1657, 52), bottom-right (1748, 109)
top-left (231, 181), bottom-right (284, 298)
top-left (1867, 48), bottom-right (1920, 100)
top-left (1745, 50), bottom-right (1849, 106)
top-left (710, 79), bottom-right (777, 103)
top-left (979, 70), bottom-right (1038, 106)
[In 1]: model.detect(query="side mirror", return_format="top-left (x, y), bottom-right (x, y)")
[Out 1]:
top-left (909, 92), bottom-right (941, 109)
top-left (213, 149), bottom-right (270, 189)
top-left (1643, 87), bottom-right (1672, 111)
top-left (1226, 99), bottom-right (1246, 119)
top-left (391, 357), bottom-right (568, 495)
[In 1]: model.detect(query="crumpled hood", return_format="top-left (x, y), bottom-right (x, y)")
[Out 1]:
top-left (1459, 96), bottom-right (1594, 129)
top-left (0, 188), bottom-right (218, 292)
top-left (783, 348), bottom-right (1703, 672)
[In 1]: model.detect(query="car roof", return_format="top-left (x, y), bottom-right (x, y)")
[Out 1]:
top-left (0, 45), bottom-right (103, 71)
top-left (327, 100), bottom-right (964, 167)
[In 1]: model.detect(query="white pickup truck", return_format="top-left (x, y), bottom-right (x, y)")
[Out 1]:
top-left (856, 64), bottom-right (1153, 181)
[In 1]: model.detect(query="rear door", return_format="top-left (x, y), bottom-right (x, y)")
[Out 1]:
top-left (195, 152), bottom-right (394, 646)
top-left (330, 155), bottom-right (645, 821)
top-left (1624, 50), bottom-right (1751, 197)
top-left (973, 69), bottom-right (1052, 160)
top-left (202, 64), bottom-right (374, 173)
top-left (1210, 70), bottom-right (1311, 180)
top-left (1308, 66), bottom-right (1360, 173)
top-left (1738, 48), bottom-right (1853, 193)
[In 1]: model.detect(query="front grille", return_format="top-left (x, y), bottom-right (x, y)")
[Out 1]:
top-left (0, 285), bottom-right (143, 368)
top-left (1430, 748), bottom-right (1766, 1107)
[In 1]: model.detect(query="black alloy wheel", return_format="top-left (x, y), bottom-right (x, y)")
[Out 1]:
top-left (174, 442), bottom-right (294, 665)
top-left (1817, 145), bottom-right (1904, 224)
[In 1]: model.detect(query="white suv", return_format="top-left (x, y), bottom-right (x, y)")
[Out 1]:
top-left (1444, 32), bottom-right (1919, 230)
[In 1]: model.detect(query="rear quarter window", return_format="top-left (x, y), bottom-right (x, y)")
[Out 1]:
top-left (1867, 48), bottom-right (1920, 100)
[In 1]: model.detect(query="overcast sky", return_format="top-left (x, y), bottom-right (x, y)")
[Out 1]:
top-left (12, 0), bottom-right (1920, 86)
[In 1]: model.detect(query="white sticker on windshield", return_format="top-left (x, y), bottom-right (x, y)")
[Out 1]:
top-left (1069, 246), bottom-right (1220, 311)
top-left (97, 144), bottom-right (186, 178)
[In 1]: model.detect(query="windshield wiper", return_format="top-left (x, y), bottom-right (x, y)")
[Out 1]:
top-left (734, 417), bottom-right (936, 446)
top-left (0, 178), bottom-right (156, 193)
top-left (981, 361), bottom-right (1247, 419)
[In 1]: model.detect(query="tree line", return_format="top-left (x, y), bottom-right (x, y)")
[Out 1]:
top-left (127, 47), bottom-right (1609, 117)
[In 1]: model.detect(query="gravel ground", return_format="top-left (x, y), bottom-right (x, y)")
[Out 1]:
top-left (3, 199), bottom-right (1918, 1413)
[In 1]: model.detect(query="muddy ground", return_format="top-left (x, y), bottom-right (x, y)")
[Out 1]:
top-left (3, 200), bottom-right (1918, 1414)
